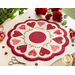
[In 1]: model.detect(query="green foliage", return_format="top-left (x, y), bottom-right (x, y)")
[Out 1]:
top-left (62, 20), bottom-right (67, 26)
top-left (47, 8), bottom-right (52, 14)
top-left (0, 8), bottom-right (28, 25)
top-left (64, 15), bottom-right (68, 19)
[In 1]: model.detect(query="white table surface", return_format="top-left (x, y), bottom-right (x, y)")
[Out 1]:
top-left (0, 8), bottom-right (75, 66)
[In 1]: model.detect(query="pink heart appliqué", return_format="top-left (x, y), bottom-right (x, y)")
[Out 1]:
top-left (47, 24), bottom-right (56, 30)
top-left (39, 47), bottom-right (50, 56)
top-left (54, 30), bottom-right (62, 35)
top-left (53, 37), bottom-right (63, 44)
top-left (12, 39), bottom-right (21, 45)
top-left (28, 49), bottom-right (37, 56)
top-left (38, 22), bottom-right (45, 26)
top-left (27, 22), bottom-right (36, 28)
top-left (16, 45), bottom-right (27, 53)
top-left (50, 45), bottom-right (59, 51)
top-left (18, 25), bottom-right (26, 30)
top-left (12, 30), bottom-right (23, 37)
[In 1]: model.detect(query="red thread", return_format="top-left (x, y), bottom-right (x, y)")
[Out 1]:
top-left (69, 28), bottom-right (75, 33)
top-left (70, 31), bottom-right (74, 38)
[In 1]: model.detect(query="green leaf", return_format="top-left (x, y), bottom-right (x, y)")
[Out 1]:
top-left (0, 14), bottom-right (5, 19)
top-left (62, 20), bottom-right (67, 26)
top-left (0, 18), bottom-right (4, 24)
top-left (24, 8), bottom-right (28, 10)
top-left (47, 8), bottom-right (52, 14)
top-left (20, 8), bottom-right (25, 11)
top-left (58, 20), bottom-right (62, 22)
top-left (8, 8), bottom-right (18, 18)
top-left (4, 9), bottom-right (7, 14)
top-left (64, 15), bottom-right (68, 19)
top-left (1, 18), bottom-right (5, 21)
top-left (0, 8), bottom-right (3, 14)
top-left (10, 15), bottom-right (16, 19)
top-left (19, 11), bottom-right (24, 15)
top-left (0, 8), bottom-right (28, 24)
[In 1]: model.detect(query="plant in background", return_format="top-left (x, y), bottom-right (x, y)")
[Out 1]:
top-left (35, 8), bottom-right (68, 26)
top-left (0, 8), bottom-right (28, 25)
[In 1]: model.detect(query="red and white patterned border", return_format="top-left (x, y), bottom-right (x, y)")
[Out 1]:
top-left (7, 19), bottom-right (69, 61)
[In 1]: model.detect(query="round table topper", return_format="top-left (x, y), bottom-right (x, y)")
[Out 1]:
top-left (7, 19), bottom-right (69, 61)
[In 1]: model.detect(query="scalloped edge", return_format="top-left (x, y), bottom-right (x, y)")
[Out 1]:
top-left (7, 19), bottom-right (69, 61)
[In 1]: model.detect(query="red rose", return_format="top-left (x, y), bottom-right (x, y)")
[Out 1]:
top-left (35, 8), bottom-right (47, 15)
top-left (41, 8), bottom-right (47, 15)
top-left (52, 11), bottom-right (63, 21)
top-left (51, 8), bottom-right (62, 11)
top-left (35, 8), bottom-right (41, 15)
top-left (45, 14), bottom-right (52, 20)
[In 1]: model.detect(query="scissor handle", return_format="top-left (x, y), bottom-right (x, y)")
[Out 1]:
top-left (8, 61), bottom-right (14, 66)
top-left (8, 56), bottom-right (26, 66)
top-left (11, 56), bottom-right (17, 61)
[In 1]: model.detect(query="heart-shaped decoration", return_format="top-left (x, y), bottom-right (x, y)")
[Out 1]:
top-left (28, 49), bottom-right (37, 56)
top-left (12, 30), bottom-right (23, 37)
top-left (53, 37), bottom-right (63, 44)
top-left (18, 25), bottom-right (26, 30)
top-left (38, 22), bottom-right (45, 26)
top-left (47, 24), bottom-right (56, 30)
top-left (39, 47), bottom-right (50, 56)
top-left (50, 45), bottom-right (59, 51)
top-left (12, 39), bottom-right (21, 45)
top-left (16, 45), bottom-right (27, 53)
top-left (27, 22), bottom-right (36, 28)
top-left (4, 52), bottom-right (8, 55)
top-left (54, 30), bottom-right (62, 35)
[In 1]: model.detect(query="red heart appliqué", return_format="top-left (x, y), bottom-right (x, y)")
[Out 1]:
top-left (47, 24), bottom-right (56, 30)
top-left (38, 22), bottom-right (45, 26)
top-left (53, 37), bottom-right (63, 44)
top-left (27, 22), bottom-right (36, 28)
top-left (12, 30), bottom-right (23, 37)
top-left (18, 25), bottom-right (26, 30)
top-left (12, 39), bottom-right (21, 45)
top-left (50, 45), bottom-right (59, 51)
top-left (54, 30), bottom-right (62, 35)
top-left (39, 47), bottom-right (50, 56)
top-left (28, 49), bottom-right (37, 56)
top-left (16, 45), bottom-right (27, 53)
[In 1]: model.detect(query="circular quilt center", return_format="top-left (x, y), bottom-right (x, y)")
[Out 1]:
top-left (29, 31), bottom-right (46, 43)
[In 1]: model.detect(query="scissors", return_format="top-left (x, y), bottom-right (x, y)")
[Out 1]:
top-left (8, 56), bottom-right (26, 66)
top-left (71, 54), bottom-right (75, 66)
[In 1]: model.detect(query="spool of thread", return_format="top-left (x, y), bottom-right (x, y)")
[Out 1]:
top-left (70, 31), bottom-right (74, 38)
top-left (0, 25), bottom-right (5, 41)
top-left (69, 28), bottom-right (75, 34)
top-left (70, 31), bottom-right (75, 42)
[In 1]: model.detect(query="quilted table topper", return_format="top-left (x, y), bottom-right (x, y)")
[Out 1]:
top-left (7, 19), bottom-right (69, 61)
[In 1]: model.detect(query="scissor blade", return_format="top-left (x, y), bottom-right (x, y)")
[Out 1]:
top-left (18, 61), bottom-right (26, 65)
